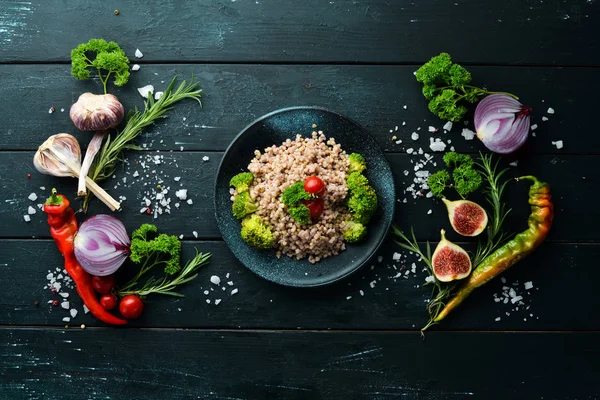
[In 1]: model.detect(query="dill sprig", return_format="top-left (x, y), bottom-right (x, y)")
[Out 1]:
top-left (118, 251), bottom-right (211, 298)
top-left (83, 76), bottom-right (202, 210)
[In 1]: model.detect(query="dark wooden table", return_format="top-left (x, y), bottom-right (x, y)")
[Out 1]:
top-left (2, 1), bottom-right (599, 399)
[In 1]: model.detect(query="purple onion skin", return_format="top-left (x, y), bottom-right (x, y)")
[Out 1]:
top-left (74, 214), bottom-right (130, 276)
top-left (474, 94), bottom-right (531, 154)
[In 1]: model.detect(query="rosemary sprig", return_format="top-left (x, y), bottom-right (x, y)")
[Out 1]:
top-left (471, 153), bottom-right (512, 267)
top-left (117, 251), bottom-right (211, 298)
top-left (83, 76), bottom-right (202, 210)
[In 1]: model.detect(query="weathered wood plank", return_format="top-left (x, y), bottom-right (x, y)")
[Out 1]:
top-left (1, 328), bottom-right (598, 400)
top-left (1, 240), bottom-right (595, 330)
top-left (0, 64), bottom-right (589, 153)
top-left (0, 0), bottom-right (598, 65)
top-left (0, 152), bottom-right (592, 242)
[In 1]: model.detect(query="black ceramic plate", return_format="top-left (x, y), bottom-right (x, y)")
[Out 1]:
top-left (214, 107), bottom-right (395, 287)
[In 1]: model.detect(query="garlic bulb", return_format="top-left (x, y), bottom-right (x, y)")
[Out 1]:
top-left (69, 93), bottom-right (124, 131)
top-left (34, 134), bottom-right (121, 211)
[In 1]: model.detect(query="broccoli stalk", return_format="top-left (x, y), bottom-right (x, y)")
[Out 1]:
top-left (71, 38), bottom-right (130, 94)
top-left (241, 215), bottom-right (274, 249)
top-left (232, 191), bottom-right (258, 220)
top-left (129, 224), bottom-right (182, 276)
top-left (415, 52), bottom-right (518, 122)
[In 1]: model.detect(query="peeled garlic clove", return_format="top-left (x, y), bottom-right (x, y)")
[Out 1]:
top-left (69, 93), bottom-right (125, 131)
top-left (442, 198), bottom-right (488, 237)
top-left (34, 133), bottom-right (82, 177)
top-left (432, 229), bottom-right (472, 282)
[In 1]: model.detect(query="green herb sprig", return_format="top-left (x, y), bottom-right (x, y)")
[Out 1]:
top-left (71, 38), bottom-right (130, 94)
top-left (83, 76), bottom-right (202, 210)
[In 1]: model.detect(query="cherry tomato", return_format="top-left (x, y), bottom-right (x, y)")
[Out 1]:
top-left (304, 176), bottom-right (326, 197)
top-left (305, 199), bottom-right (324, 218)
top-left (100, 294), bottom-right (118, 311)
top-left (91, 275), bottom-right (115, 294)
top-left (119, 295), bottom-right (144, 319)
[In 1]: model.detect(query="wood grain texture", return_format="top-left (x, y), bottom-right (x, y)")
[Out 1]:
top-left (0, 64), bottom-right (591, 153)
top-left (1, 240), bottom-right (594, 330)
top-left (0, 0), bottom-right (598, 65)
top-left (2, 328), bottom-right (598, 400)
top-left (0, 152), bottom-right (591, 241)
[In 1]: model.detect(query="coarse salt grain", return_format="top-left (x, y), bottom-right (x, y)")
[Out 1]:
top-left (131, 64), bottom-right (140, 71)
top-left (192, 231), bottom-right (198, 238)
top-left (62, 317), bottom-right (70, 323)
top-left (542, 116), bottom-right (549, 122)
top-left (509, 161), bottom-right (518, 167)
top-left (547, 107), bottom-right (555, 114)
top-left (524, 281), bottom-right (534, 290)
top-left (531, 124), bottom-right (538, 131)
top-left (442, 121), bottom-right (453, 131)
top-left (210, 275), bottom-right (221, 285)
top-left (552, 140), bottom-right (564, 149)
top-left (70, 309), bottom-right (78, 318)
top-left (392, 252), bottom-right (401, 261)
top-left (495, 317), bottom-right (501, 322)
top-left (27, 206), bottom-right (36, 215)
top-left (425, 275), bottom-right (435, 283)
top-left (175, 189), bottom-right (188, 200)
top-left (427, 209), bottom-right (432, 215)
top-left (214, 299), bottom-right (222, 305)
top-left (429, 137), bottom-right (446, 152)
top-left (186, 199), bottom-right (193, 205)
top-left (28, 193), bottom-right (38, 201)
top-left (231, 288), bottom-right (238, 295)
top-left (61, 301), bottom-right (70, 309)
top-left (135, 48), bottom-right (143, 58)
top-left (411, 132), bottom-right (419, 140)
top-left (137, 85), bottom-right (154, 98)
top-left (23, 215), bottom-right (31, 222)
top-left (154, 91), bottom-right (164, 100)
top-left (202, 156), bottom-right (209, 162)
top-left (83, 305), bottom-right (89, 314)
top-left (461, 128), bottom-right (476, 140)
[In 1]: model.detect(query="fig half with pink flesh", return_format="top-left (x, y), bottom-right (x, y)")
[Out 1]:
top-left (442, 198), bottom-right (488, 237)
top-left (432, 229), bottom-right (472, 282)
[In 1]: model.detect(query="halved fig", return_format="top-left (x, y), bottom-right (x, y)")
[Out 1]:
top-left (442, 198), bottom-right (488, 237)
top-left (432, 229), bottom-right (472, 282)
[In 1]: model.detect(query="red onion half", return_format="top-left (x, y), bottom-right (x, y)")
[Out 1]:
top-left (474, 94), bottom-right (532, 154)
top-left (74, 214), bottom-right (130, 276)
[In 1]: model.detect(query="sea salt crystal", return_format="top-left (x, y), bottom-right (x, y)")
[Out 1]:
top-left (369, 280), bottom-right (376, 288)
top-left (206, 299), bottom-right (211, 304)
top-left (500, 277), bottom-right (507, 284)
top-left (61, 301), bottom-right (70, 309)
top-left (210, 275), bottom-right (221, 285)
top-left (524, 281), bottom-right (534, 290)
top-left (192, 231), bottom-right (198, 238)
top-left (140, 207), bottom-right (147, 214)
top-left (28, 193), bottom-right (38, 201)
top-left (204, 290), bottom-right (209, 295)
top-left (23, 215), bottom-right (31, 222)
top-left (511, 295), bottom-right (523, 304)
top-left (59, 292), bottom-right (69, 298)
top-left (425, 275), bottom-right (435, 283)
top-left (214, 299), bottom-right (222, 305)
top-left (392, 252), bottom-right (401, 261)
top-left (442, 121), bottom-right (453, 131)
top-left (137, 85), bottom-right (154, 98)
top-left (427, 209), bottom-right (432, 215)
top-left (377, 256), bottom-right (383, 263)
top-left (542, 116), bottom-right (549, 122)
top-left (509, 161), bottom-right (518, 167)
top-left (406, 148), bottom-right (414, 154)
top-left (83, 305), bottom-right (89, 314)
top-left (174, 177), bottom-right (181, 182)
top-left (403, 105), bottom-right (407, 109)
top-left (202, 156), bottom-right (209, 162)
top-left (428, 126), bottom-right (436, 132)
top-left (187, 199), bottom-right (193, 205)
top-left (70, 309), bottom-right (78, 318)
top-left (495, 317), bottom-right (501, 322)
top-left (429, 138), bottom-right (446, 152)
top-left (411, 132), bottom-right (419, 140)
top-left (27, 206), bottom-right (36, 215)
top-left (547, 107), bottom-right (555, 114)
top-left (531, 124), bottom-right (538, 131)
top-left (179, 234), bottom-right (184, 239)
top-left (552, 140), bottom-right (564, 149)
top-left (461, 128), bottom-right (476, 140)
top-left (231, 288), bottom-right (238, 295)
top-left (132, 64), bottom-right (140, 71)
top-left (135, 48), bottom-right (144, 58)
top-left (154, 91), bottom-right (163, 100)
top-left (62, 317), bottom-right (70, 323)
top-left (175, 189), bottom-right (188, 200)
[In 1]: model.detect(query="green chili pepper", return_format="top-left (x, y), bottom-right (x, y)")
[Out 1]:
top-left (434, 175), bottom-right (554, 322)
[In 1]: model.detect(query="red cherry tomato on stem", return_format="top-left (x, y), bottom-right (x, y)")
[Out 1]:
top-left (119, 295), bottom-right (144, 319)
top-left (305, 199), bottom-right (324, 218)
top-left (91, 275), bottom-right (115, 294)
top-left (304, 176), bottom-right (326, 197)
top-left (100, 294), bottom-right (118, 311)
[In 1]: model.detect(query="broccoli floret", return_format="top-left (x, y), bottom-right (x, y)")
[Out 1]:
top-left (240, 215), bottom-right (274, 249)
top-left (443, 152), bottom-right (474, 169)
top-left (415, 52), bottom-right (518, 122)
top-left (281, 182), bottom-right (310, 206)
top-left (229, 172), bottom-right (254, 193)
top-left (130, 224), bottom-right (182, 275)
top-left (348, 153), bottom-right (367, 174)
top-left (232, 191), bottom-right (258, 220)
top-left (70, 39), bottom-right (130, 94)
top-left (347, 172), bottom-right (370, 193)
top-left (347, 184), bottom-right (378, 225)
top-left (342, 221), bottom-right (367, 243)
top-left (453, 164), bottom-right (482, 198)
top-left (427, 170), bottom-right (451, 198)
top-left (288, 204), bottom-right (311, 225)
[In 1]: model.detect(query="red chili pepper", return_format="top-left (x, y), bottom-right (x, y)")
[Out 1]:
top-left (43, 189), bottom-right (127, 325)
